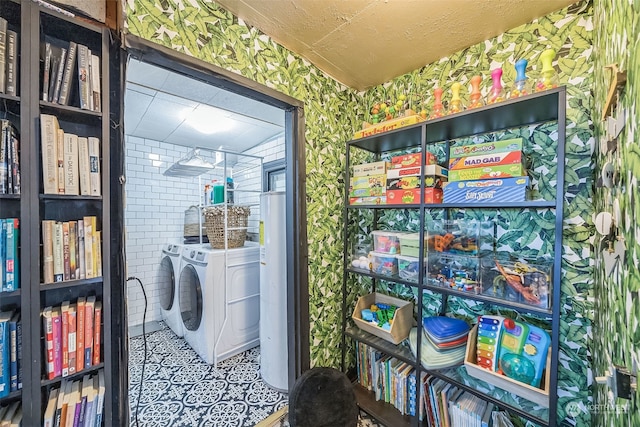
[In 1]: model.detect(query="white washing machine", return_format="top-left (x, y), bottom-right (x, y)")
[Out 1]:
top-left (178, 242), bottom-right (260, 365)
top-left (158, 243), bottom-right (184, 337)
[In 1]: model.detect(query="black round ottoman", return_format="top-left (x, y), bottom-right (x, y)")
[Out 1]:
top-left (288, 367), bottom-right (359, 427)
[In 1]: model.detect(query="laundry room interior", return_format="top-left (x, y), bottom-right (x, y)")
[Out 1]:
top-left (123, 57), bottom-right (293, 424)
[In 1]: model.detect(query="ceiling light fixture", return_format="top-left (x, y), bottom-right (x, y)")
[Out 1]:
top-left (181, 105), bottom-right (236, 135)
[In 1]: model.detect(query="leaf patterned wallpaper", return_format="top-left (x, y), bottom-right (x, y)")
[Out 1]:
top-left (123, 1), bottom-right (621, 425)
top-left (592, 0), bottom-right (640, 426)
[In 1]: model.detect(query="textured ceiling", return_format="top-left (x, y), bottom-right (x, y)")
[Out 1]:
top-left (216, 0), bottom-right (577, 91)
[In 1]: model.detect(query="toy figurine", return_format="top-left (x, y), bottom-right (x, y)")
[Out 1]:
top-left (468, 75), bottom-right (484, 109)
top-left (448, 82), bottom-right (464, 114)
top-left (509, 59), bottom-right (531, 98)
top-left (486, 68), bottom-right (506, 105)
top-left (534, 48), bottom-right (559, 92)
top-left (430, 87), bottom-right (446, 119)
top-left (494, 260), bottom-right (542, 305)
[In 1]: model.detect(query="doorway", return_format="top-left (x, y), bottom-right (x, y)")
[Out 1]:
top-left (121, 35), bottom-right (309, 426)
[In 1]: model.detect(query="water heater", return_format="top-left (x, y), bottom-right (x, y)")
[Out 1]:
top-left (259, 191), bottom-right (288, 391)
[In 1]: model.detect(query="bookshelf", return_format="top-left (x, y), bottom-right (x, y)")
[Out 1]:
top-left (0, 1), bottom-right (125, 425)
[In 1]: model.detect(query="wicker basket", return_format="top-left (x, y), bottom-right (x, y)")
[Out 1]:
top-left (203, 205), bottom-right (251, 249)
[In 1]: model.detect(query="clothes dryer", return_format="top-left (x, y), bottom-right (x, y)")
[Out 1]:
top-left (178, 242), bottom-right (260, 365)
top-left (158, 243), bottom-right (184, 337)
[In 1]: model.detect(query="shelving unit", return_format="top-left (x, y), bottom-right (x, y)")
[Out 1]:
top-left (0, 1), bottom-right (124, 424)
top-left (341, 87), bottom-right (566, 426)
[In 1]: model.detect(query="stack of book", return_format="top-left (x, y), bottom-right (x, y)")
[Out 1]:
top-left (41, 36), bottom-right (101, 112)
top-left (0, 218), bottom-right (19, 292)
top-left (40, 114), bottom-right (101, 197)
top-left (41, 216), bottom-right (101, 284)
top-left (0, 310), bottom-right (21, 399)
top-left (356, 341), bottom-right (425, 418)
top-left (422, 376), bottom-right (493, 427)
top-left (0, 120), bottom-right (19, 195)
top-left (0, 17), bottom-right (19, 97)
top-left (42, 296), bottom-right (102, 380)
top-left (0, 400), bottom-right (21, 426)
top-left (43, 370), bottom-right (105, 427)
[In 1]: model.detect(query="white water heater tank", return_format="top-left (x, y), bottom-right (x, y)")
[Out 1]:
top-left (259, 191), bottom-right (288, 391)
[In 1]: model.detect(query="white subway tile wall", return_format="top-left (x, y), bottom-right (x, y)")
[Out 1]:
top-left (124, 135), bottom-right (285, 330)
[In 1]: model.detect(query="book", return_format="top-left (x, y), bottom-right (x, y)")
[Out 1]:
top-left (77, 44), bottom-right (90, 110)
top-left (67, 380), bottom-right (81, 427)
top-left (0, 310), bottom-right (12, 398)
top-left (44, 387), bottom-right (59, 427)
top-left (0, 220), bottom-right (5, 290)
top-left (15, 318), bottom-right (21, 390)
top-left (7, 124), bottom-right (19, 194)
top-left (77, 219), bottom-right (85, 279)
top-left (84, 296), bottom-right (95, 369)
top-left (8, 313), bottom-right (18, 392)
top-left (83, 218), bottom-right (93, 278)
top-left (40, 114), bottom-right (60, 194)
top-left (61, 301), bottom-right (70, 377)
top-left (67, 304), bottom-right (77, 375)
top-left (75, 297), bottom-right (85, 373)
top-left (3, 124), bottom-right (11, 194)
top-left (92, 301), bottom-right (101, 366)
top-left (53, 221), bottom-right (64, 282)
top-left (0, 18), bottom-right (7, 93)
top-left (42, 306), bottom-right (54, 379)
top-left (69, 221), bottom-right (77, 280)
top-left (64, 133), bottom-right (79, 195)
top-left (42, 42), bottom-right (52, 102)
top-left (85, 376), bottom-right (98, 427)
top-left (0, 122), bottom-right (7, 194)
top-left (52, 306), bottom-right (62, 378)
top-left (52, 46), bottom-right (67, 103)
top-left (55, 380), bottom-right (69, 427)
top-left (57, 127), bottom-right (65, 194)
top-left (94, 370), bottom-right (105, 427)
top-left (90, 54), bottom-right (101, 112)
top-left (0, 401), bottom-right (19, 427)
top-left (77, 137), bottom-right (90, 196)
top-left (4, 218), bottom-right (18, 291)
top-left (77, 375), bottom-right (91, 427)
top-left (59, 41), bottom-right (77, 106)
top-left (5, 30), bottom-right (17, 97)
top-left (62, 221), bottom-right (70, 281)
top-left (95, 231), bottom-right (102, 277)
top-left (88, 137), bottom-right (100, 196)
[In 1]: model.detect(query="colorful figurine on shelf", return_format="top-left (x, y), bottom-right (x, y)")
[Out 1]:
top-left (534, 48), bottom-right (559, 92)
top-left (369, 94), bottom-right (412, 123)
top-left (486, 68), bottom-right (506, 105)
top-left (509, 59), bottom-right (531, 98)
top-left (468, 75), bottom-right (484, 109)
top-left (448, 82), bottom-right (464, 114)
top-left (430, 87), bottom-right (446, 119)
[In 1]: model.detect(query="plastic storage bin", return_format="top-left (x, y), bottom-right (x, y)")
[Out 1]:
top-left (368, 251), bottom-right (398, 276)
top-left (397, 255), bottom-right (425, 282)
top-left (426, 252), bottom-right (481, 293)
top-left (399, 233), bottom-right (427, 257)
top-left (371, 230), bottom-right (405, 254)
top-left (427, 219), bottom-right (494, 255)
top-left (480, 255), bottom-right (552, 309)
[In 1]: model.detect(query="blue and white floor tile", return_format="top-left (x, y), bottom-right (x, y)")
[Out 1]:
top-left (128, 323), bottom-right (384, 426)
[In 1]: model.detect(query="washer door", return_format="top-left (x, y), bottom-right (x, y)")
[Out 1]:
top-left (158, 256), bottom-right (175, 311)
top-left (179, 263), bottom-right (203, 331)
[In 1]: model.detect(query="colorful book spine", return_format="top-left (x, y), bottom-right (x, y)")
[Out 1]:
top-left (8, 313), bottom-right (18, 391)
top-left (43, 307), bottom-right (55, 380)
top-left (5, 218), bottom-right (18, 291)
top-left (84, 296), bottom-right (95, 369)
top-left (61, 301), bottom-right (70, 377)
top-left (76, 297), bottom-right (85, 373)
top-left (52, 307), bottom-right (62, 378)
top-left (92, 301), bottom-right (101, 366)
top-left (0, 311), bottom-right (10, 398)
top-left (68, 304), bottom-right (77, 375)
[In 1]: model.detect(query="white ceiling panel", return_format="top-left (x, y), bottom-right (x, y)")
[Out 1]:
top-left (124, 59), bottom-right (285, 155)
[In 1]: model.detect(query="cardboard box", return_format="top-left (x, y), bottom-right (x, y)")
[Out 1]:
top-left (349, 196), bottom-right (386, 205)
top-left (387, 164), bottom-right (448, 179)
top-left (350, 174), bottom-right (387, 189)
top-left (449, 164), bottom-right (526, 182)
top-left (353, 161), bottom-right (388, 177)
top-left (464, 325), bottom-right (550, 407)
top-left (387, 188), bottom-right (443, 204)
top-left (387, 175), bottom-right (447, 190)
top-left (353, 115), bottom-right (424, 139)
top-left (443, 177), bottom-right (529, 203)
top-left (352, 292), bottom-right (414, 344)
top-left (389, 152), bottom-right (436, 168)
top-left (349, 187), bottom-right (386, 198)
top-left (449, 138), bottom-right (524, 159)
top-left (448, 151), bottom-right (522, 171)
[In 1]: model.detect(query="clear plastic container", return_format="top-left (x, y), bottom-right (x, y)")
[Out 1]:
top-left (371, 230), bottom-right (405, 254)
top-left (369, 251), bottom-right (398, 276)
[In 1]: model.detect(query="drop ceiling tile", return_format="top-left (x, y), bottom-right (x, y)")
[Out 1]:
top-left (131, 97), bottom-right (192, 141)
top-left (124, 89), bottom-right (154, 134)
top-left (127, 58), bottom-right (170, 89)
top-left (161, 72), bottom-right (217, 104)
top-left (208, 90), bottom-right (284, 126)
top-left (126, 82), bottom-right (158, 96)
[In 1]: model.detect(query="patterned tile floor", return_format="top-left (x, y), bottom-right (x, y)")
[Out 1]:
top-left (128, 324), bottom-right (385, 427)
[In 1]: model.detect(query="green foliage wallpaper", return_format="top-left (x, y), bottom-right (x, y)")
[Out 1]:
top-left (124, 1), bottom-right (608, 425)
top-left (592, 0), bottom-right (640, 426)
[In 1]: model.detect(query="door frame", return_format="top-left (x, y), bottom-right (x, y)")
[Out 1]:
top-left (119, 33), bottom-right (309, 404)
